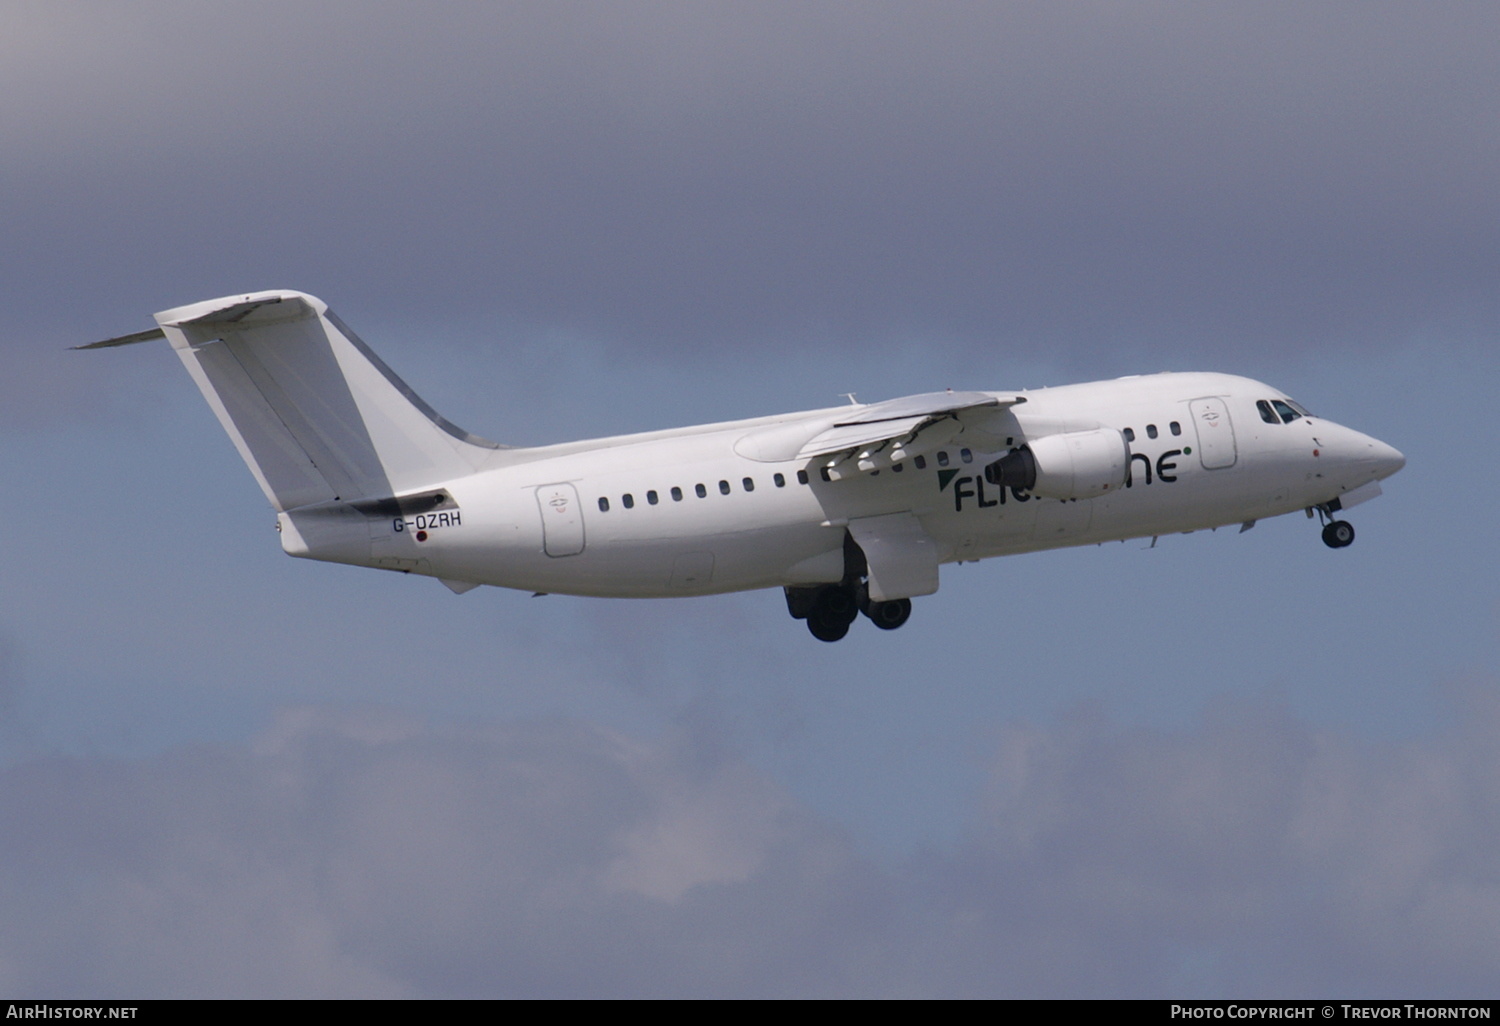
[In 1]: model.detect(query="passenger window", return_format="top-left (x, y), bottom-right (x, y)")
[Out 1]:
top-left (1123, 427), bottom-right (1135, 442)
top-left (598, 497), bottom-right (610, 512)
top-left (719, 480), bottom-right (731, 495)
top-left (1272, 399), bottom-right (1300, 424)
top-left (622, 493), bottom-right (634, 509)
top-left (647, 490), bottom-right (659, 505)
top-left (819, 467), bottom-right (831, 482)
top-left (1258, 400), bottom-right (1279, 425)
top-left (914, 455), bottom-right (927, 470)
top-left (1170, 421), bottom-right (1181, 436)
top-left (774, 473), bottom-right (786, 488)
top-left (742, 477), bottom-right (754, 492)
top-left (960, 448), bottom-right (972, 463)
top-left (1146, 424), bottom-right (1158, 439)
top-left (695, 483), bottom-right (707, 498)
top-left (671, 486), bottom-right (683, 501)
top-left (892, 462), bottom-right (904, 473)
top-left (937, 451), bottom-right (949, 467)
top-left (796, 470), bottom-right (809, 485)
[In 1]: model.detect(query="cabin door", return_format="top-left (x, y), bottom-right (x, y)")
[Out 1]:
top-left (536, 483), bottom-right (586, 557)
top-left (1189, 398), bottom-right (1238, 469)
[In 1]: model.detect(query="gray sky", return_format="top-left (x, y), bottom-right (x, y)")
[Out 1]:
top-left (1, 2), bottom-right (1497, 997)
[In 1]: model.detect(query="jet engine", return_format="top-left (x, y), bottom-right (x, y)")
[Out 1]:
top-left (984, 427), bottom-right (1129, 500)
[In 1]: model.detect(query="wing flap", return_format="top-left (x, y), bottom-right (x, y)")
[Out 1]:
top-left (737, 391), bottom-right (1024, 464)
top-left (831, 390), bottom-right (1001, 424)
top-left (794, 414), bottom-right (932, 458)
top-left (794, 392), bottom-right (1025, 463)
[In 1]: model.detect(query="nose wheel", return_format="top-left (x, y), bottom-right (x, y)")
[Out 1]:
top-left (1321, 520), bottom-right (1355, 548)
top-left (1311, 503), bottom-right (1356, 548)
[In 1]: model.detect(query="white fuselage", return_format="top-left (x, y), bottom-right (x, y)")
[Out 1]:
top-left (299, 371), bottom-right (1403, 598)
top-left (92, 290), bottom-right (1402, 638)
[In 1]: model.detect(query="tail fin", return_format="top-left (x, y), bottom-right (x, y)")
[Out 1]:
top-left (149, 291), bottom-right (502, 512)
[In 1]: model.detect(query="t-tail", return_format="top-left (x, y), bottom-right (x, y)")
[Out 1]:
top-left (80, 290), bottom-right (505, 568)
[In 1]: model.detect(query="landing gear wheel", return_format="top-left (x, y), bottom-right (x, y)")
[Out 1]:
top-left (807, 612), bottom-right (851, 642)
top-left (806, 585), bottom-right (859, 642)
top-left (1322, 520), bottom-right (1355, 548)
top-left (863, 598), bottom-right (912, 631)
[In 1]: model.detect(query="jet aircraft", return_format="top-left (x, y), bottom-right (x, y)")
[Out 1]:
top-left (82, 290), bottom-right (1405, 641)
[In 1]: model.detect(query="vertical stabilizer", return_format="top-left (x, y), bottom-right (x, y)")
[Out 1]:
top-left (153, 291), bottom-right (501, 512)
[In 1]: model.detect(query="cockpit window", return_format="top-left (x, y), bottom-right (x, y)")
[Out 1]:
top-left (1283, 398), bottom-right (1311, 418)
top-left (1272, 399), bottom-right (1301, 423)
top-left (1257, 400), bottom-right (1279, 425)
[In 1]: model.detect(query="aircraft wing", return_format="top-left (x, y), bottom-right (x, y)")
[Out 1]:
top-left (794, 391), bottom-right (1024, 461)
top-left (734, 390), bottom-right (1025, 466)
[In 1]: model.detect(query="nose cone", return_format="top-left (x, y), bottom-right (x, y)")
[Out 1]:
top-left (1326, 424), bottom-right (1405, 482)
top-left (1369, 438), bottom-right (1406, 480)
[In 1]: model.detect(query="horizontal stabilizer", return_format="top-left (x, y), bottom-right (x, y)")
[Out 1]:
top-left (348, 488), bottom-right (456, 518)
top-left (73, 327), bottom-right (167, 350)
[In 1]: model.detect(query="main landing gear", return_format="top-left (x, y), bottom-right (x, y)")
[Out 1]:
top-left (801, 583), bottom-right (859, 642)
top-left (787, 583), bottom-right (914, 642)
top-left (785, 531), bottom-right (916, 641)
top-left (1311, 502), bottom-right (1355, 549)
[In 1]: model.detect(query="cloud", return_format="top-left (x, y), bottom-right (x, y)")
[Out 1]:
top-left (5, 3), bottom-right (1495, 373)
top-left (0, 706), bottom-right (872, 997)
top-left (0, 3), bottom-right (1489, 998)
top-left (1, 688), bottom-right (1498, 997)
top-left (921, 694), bottom-right (1500, 996)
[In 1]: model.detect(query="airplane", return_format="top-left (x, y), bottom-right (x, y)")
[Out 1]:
top-left (80, 290), bottom-right (1406, 641)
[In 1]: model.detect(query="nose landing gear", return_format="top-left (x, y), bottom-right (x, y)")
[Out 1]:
top-left (1311, 502), bottom-right (1356, 548)
top-left (1321, 520), bottom-right (1355, 548)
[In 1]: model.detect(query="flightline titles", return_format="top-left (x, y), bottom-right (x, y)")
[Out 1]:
top-left (1170, 1008), bottom-right (1491, 1020)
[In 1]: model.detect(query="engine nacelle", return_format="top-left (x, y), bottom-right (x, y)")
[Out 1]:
top-left (984, 427), bottom-right (1129, 500)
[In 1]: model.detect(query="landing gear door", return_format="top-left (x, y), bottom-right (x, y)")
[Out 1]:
top-left (847, 512), bottom-right (939, 603)
top-left (1189, 397), bottom-right (1238, 469)
top-left (536, 483), bottom-right (585, 557)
